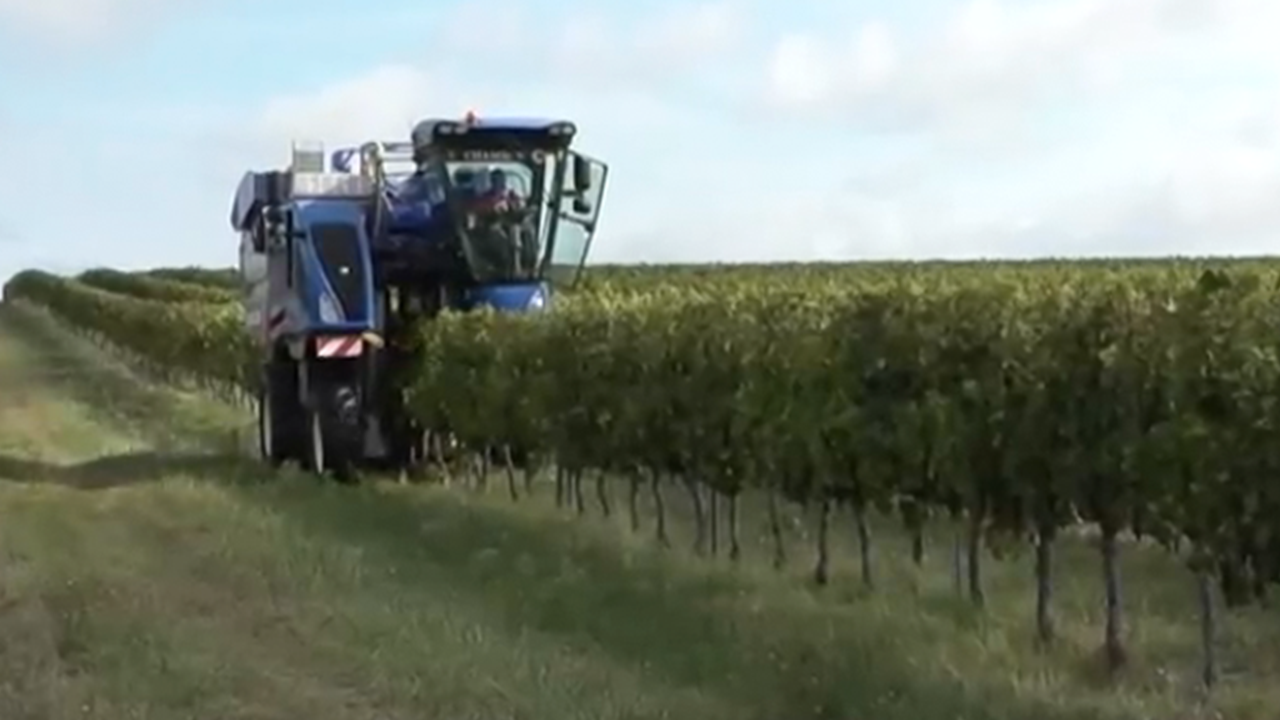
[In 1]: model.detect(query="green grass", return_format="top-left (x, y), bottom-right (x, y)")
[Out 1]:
top-left (0, 302), bottom-right (1277, 720)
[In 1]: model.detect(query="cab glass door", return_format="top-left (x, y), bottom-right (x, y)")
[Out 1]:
top-left (544, 152), bottom-right (607, 287)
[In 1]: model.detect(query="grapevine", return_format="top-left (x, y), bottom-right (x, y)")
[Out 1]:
top-left (7, 259), bottom-right (1280, 685)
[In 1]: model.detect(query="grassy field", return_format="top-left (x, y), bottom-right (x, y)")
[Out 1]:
top-left (0, 302), bottom-right (1277, 720)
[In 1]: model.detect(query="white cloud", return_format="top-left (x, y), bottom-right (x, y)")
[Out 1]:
top-left (259, 66), bottom-right (436, 145)
top-left (764, 0), bottom-right (1280, 134)
top-left (439, 0), bottom-right (528, 50)
top-left (735, 0), bottom-right (1280, 260)
top-left (208, 0), bottom-right (1280, 265)
top-left (924, 109), bottom-right (1280, 257)
top-left (848, 21), bottom-right (897, 92)
top-left (0, 0), bottom-right (174, 42)
top-left (619, 75), bottom-right (1280, 262)
top-left (541, 3), bottom-right (747, 90)
top-left (0, 0), bottom-right (116, 38)
top-left (634, 1), bottom-right (743, 63)
top-left (767, 35), bottom-right (833, 106)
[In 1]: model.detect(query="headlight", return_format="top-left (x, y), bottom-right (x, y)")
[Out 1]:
top-left (548, 122), bottom-right (576, 136)
top-left (527, 288), bottom-right (547, 310)
top-left (318, 293), bottom-right (344, 323)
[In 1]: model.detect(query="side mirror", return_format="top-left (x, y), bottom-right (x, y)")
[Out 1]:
top-left (572, 155), bottom-right (592, 193)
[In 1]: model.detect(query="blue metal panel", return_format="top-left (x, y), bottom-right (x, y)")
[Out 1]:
top-left (294, 198), bottom-right (366, 225)
top-left (466, 282), bottom-right (551, 313)
top-left (386, 197), bottom-right (438, 235)
top-left (292, 198), bottom-right (376, 333)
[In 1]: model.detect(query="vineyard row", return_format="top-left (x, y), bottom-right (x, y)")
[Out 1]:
top-left (6, 263), bottom-right (1280, 678)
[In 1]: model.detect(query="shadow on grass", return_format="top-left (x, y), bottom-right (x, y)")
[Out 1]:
top-left (235, 481), bottom-right (1126, 720)
top-left (0, 452), bottom-right (261, 490)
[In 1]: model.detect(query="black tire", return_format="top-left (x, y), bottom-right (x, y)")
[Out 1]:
top-left (302, 392), bottom-right (359, 483)
top-left (258, 359), bottom-right (303, 466)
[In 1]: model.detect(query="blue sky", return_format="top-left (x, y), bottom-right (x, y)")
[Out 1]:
top-left (1, 0), bottom-right (1278, 281)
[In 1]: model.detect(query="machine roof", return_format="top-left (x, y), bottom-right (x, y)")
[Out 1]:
top-left (418, 116), bottom-right (571, 131)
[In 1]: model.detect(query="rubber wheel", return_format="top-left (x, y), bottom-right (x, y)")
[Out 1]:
top-left (257, 385), bottom-right (282, 466)
top-left (304, 404), bottom-right (357, 483)
top-left (258, 362), bottom-right (303, 467)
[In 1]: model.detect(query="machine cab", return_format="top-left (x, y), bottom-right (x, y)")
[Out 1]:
top-left (347, 114), bottom-right (608, 293)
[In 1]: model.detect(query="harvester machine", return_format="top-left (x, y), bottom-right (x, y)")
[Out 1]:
top-left (230, 114), bottom-right (608, 478)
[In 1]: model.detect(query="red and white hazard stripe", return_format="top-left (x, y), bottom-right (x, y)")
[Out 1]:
top-left (314, 335), bottom-right (363, 358)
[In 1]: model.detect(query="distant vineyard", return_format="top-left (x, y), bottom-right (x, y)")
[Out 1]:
top-left (6, 258), bottom-right (1280, 688)
top-left (77, 268), bottom-right (237, 303)
top-left (142, 266), bottom-right (241, 289)
top-left (6, 271), bottom-right (254, 389)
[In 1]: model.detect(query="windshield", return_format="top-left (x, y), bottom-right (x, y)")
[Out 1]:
top-left (444, 161), bottom-right (534, 205)
top-left (439, 152), bottom-right (553, 284)
top-left (391, 144), bottom-right (599, 288)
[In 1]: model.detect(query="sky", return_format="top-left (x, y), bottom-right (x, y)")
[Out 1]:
top-left (0, 0), bottom-right (1278, 281)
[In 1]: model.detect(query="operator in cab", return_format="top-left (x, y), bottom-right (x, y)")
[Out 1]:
top-left (474, 169), bottom-right (522, 212)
